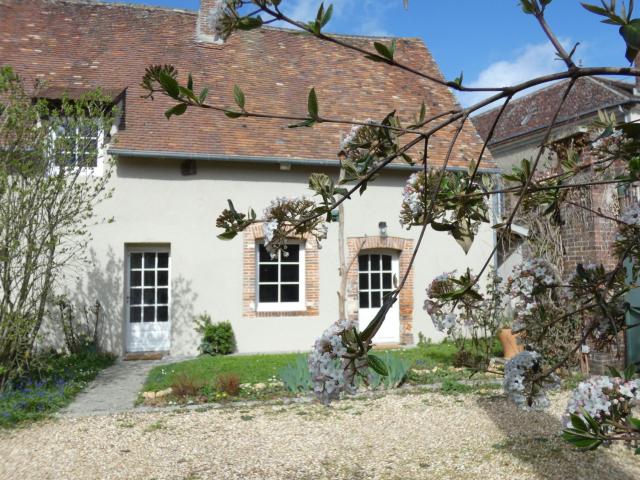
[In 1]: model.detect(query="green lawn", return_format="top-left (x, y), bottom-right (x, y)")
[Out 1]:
top-left (144, 341), bottom-right (464, 393)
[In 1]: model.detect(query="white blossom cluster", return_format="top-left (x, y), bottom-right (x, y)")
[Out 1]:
top-left (308, 319), bottom-right (365, 405)
top-left (503, 350), bottom-right (559, 410)
top-left (339, 119), bottom-right (375, 154)
top-left (401, 172), bottom-right (424, 225)
top-left (507, 258), bottom-right (561, 332)
top-left (564, 375), bottom-right (640, 427)
top-left (423, 271), bottom-right (458, 332)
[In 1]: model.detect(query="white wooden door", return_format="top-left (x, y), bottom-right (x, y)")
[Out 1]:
top-left (357, 251), bottom-right (400, 344)
top-left (125, 248), bottom-right (171, 352)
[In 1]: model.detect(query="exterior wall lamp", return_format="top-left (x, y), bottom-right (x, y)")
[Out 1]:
top-left (378, 221), bottom-right (388, 237)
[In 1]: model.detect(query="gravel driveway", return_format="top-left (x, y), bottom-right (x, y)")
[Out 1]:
top-left (1, 390), bottom-right (638, 480)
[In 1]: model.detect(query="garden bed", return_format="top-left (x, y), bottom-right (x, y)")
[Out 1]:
top-left (0, 349), bottom-right (115, 427)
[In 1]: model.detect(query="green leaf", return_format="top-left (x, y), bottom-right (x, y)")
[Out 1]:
top-left (233, 84), bottom-right (246, 110)
top-left (199, 87), bottom-right (209, 104)
top-left (620, 19), bottom-right (640, 62)
top-left (164, 103), bottom-right (187, 119)
top-left (224, 110), bottom-right (243, 119)
top-left (159, 71), bottom-right (179, 99)
top-left (187, 73), bottom-right (193, 91)
top-left (368, 354), bottom-right (389, 376)
top-left (217, 231), bottom-right (237, 240)
top-left (237, 16), bottom-right (263, 31)
top-left (320, 3), bottom-right (333, 27)
top-left (307, 88), bottom-right (319, 119)
top-left (373, 41), bottom-right (395, 61)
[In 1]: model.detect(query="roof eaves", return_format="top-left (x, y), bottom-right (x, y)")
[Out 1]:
top-left (107, 148), bottom-right (502, 173)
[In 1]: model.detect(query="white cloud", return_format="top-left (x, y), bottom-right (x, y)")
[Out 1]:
top-left (456, 40), bottom-right (583, 109)
top-left (278, 0), bottom-right (392, 37)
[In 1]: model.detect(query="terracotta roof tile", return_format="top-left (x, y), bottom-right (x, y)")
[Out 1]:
top-left (1, 0), bottom-right (491, 168)
top-left (472, 77), bottom-right (637, 146)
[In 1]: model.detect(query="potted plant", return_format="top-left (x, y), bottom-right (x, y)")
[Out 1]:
top-left (497, 313), bottom-right (523, 359)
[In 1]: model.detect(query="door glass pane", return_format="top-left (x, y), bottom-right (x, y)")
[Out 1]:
top-left (371, 291), bottom-right (381, 308)
top-left (157, 288), bottom-right (168, 305)
top-left (131, 253), bottom-right (142, 269)
top-left (143, 306), bottom-right (155, 322)
top-left (359, 292), bottom-right (369, 308)
top-left (370, 255), bottom-right (380, 271)
top-left (157, 270), bottom-right (168, 286)
top-left (144, 270), bottom-right (155, 286)
top-left (359, 273), bottom-right (369, 289)
top-left (144, 252), bottom-right (156, 269)
top-left (371, 273), bottom-right (381, 289)
top-left (157, 306), bottom-right (168, 322)
top-left (382, 273), bottom-right (392, 289)
top-left (130, 289), bottom-right (142, 305)
top-left (281, 245), bottom-right (299, 262)
top-left (130, 306), bottom-right (141, 323)
top-left (281, 265), bottom-right (299, 282)
top-left (382, 255), bottom-right (391, 271)
top-left (143, 288), bottom-right (155, 305)
top-left (358, 255), bottom-right (368, 272)
top-left (157, 252), bottom-right (169, 269)
top-left (259, 284), bottom-right (278, 302)
top-left (280, 284), bottom-right (299, 302)
top-left (130, 270), bottom-right (141, 287)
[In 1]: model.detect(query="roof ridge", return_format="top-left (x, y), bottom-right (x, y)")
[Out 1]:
top-left (43, 0), bottom-right (195, 15)
top-left (473, 78), bottom-right (570, 119)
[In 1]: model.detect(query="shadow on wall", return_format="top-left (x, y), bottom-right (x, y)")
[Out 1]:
top-left (70, 248), bottom-right (200, 357)
top-left (475, 395), bottom-right (637, 480)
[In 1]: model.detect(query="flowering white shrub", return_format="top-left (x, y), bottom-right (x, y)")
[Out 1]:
top-left (308, 319), bottom-right (368, 405)
top-left (503, 350), bottom-right (560, 410)
top-left (565, 375), bottom-right (640, 427)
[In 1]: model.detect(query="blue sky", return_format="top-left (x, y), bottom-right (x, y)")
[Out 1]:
top-left (112, 0), bottom-right (630, 105)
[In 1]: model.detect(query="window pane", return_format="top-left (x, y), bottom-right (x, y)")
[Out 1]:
top-left (371, 273), bottom-right (380, 289)
top-left (157, 270), bottom-right (169, 286)
top-left (371, 291), bottom-right (381, 308)
top-left (359, 292), bottom-right (369, 308)
top-left (130, 270), bottom-right (141, 287)
top-left (131, 253), bottom-right (142, 269)
top-left (281, 245), bottom-right (299, 262)
top-left (382, 255), bottom-right (392, 271)
top-left (144, 270), bottom-right (155, 286)
top-left (259, 264), bottom-right (278, 282)
top-left (383, 273), bottom-right (392, 289)
top-left (157, 288), bottom-right (168, 304)
top-left (280, 284), bottom-right (299, 302)
top-left (130, 306), bottom-right (141, 323)
top-left (143, 288), bottom-right (155, 305)
top-left (281, 265), bottom-right (299, 282)
top-left (259, 284), bottom-right (278, 303)
top-left (157, 306), bottom-right (168, 322)
top-left (130, 289), bottom-right (142, 305)
top-left (144, 253), bottom-right (156, 269)
top-left (370, 255), bottom-right (380, 271)
top-left (143, 306), bottom-right (155, 322)
top-left (157, 252), bottom-right (169, 269)
top-left (358, 255), bottom-right (368, 272)
top-left (359, 273), bottom-right (369, 290)
top-left (259, 245), bottom-right (276, 262)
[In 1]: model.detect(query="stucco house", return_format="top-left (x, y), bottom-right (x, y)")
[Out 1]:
top-left (0, 0), bottom-right (497, 356)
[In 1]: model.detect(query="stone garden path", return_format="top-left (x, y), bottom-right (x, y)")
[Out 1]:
top-left (61, 359), bottom-right (168, 416)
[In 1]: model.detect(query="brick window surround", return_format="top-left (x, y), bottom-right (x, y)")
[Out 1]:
top-left (243, 224), bottom-right (319, 318)
top-left (346, 236), bottom-right (415, 345)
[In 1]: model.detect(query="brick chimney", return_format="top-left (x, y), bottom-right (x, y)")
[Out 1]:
top-left (196, 0), bottom-right (225, 44)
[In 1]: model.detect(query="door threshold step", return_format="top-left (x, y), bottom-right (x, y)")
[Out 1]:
top-left (123, 352), bottom-right (166, 361)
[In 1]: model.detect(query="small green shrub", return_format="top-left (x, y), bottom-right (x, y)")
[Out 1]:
top-left (278, 356), bottom-right (312, 392)
top-left (195, 313), bottom-right (236, 356)
top-left (440, 379), bottom-right (474, 395)
top-left (369, 351), bottom-right (411, 389)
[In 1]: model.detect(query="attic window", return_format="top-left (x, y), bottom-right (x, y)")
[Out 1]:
top-left (48, 117), bottom-right (106, 175)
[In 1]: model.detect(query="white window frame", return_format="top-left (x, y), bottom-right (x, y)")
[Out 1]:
top-left (256, 241), bottom-right (306, 312)
top-left (48, 118), bottom-right (107, 176)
